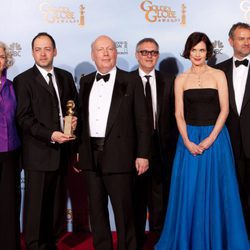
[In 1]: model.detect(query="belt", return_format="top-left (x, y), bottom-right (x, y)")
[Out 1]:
top-left (90, 137), bottom-right (105, 151)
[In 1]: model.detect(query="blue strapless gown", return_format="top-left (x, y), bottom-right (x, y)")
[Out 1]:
top-left (155, 89), bottom-right (249, 250)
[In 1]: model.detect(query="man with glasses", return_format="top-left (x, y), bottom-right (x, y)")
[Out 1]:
top-left (131, 38), bottom-right (177, 249)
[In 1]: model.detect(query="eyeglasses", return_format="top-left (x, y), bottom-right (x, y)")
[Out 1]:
top-left (139, 50), bottom-right (159, 56)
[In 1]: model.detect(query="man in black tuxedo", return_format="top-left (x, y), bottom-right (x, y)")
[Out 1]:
top-left (131, 38), bottom-right (177, 249)
top-left (77, 35), bottom-right (151, 250)
top-left (13, 32), bottom-right (78, 250)
top-left (214, 22), bottom-right (250, 236)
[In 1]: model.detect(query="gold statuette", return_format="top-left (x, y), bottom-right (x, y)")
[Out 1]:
top-left (64, 100), bottom-right (76, 138)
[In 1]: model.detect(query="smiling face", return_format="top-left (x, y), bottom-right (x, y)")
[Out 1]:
top-left (91, 35), bottom-right (117, 74)
top-left (229, 27), bottom-right (250, 59)
top-left (136, 41), bottom-right (159, 74)
top-left (189, 41), bottom-right (207, 66)
top-left (32, 35), bottom-right (57, 71)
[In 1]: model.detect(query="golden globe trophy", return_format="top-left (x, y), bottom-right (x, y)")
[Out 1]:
top-left (64, 100), bottom-right (76, 138)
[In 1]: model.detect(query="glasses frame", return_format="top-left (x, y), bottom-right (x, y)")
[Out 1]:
top-left (139, 50), bottom-right (159, 56)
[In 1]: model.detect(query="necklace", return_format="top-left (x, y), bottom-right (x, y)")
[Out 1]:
top-left (197, 74), bottom-right (202, 87)
top-left (191, 66), bottom-right (207, 88)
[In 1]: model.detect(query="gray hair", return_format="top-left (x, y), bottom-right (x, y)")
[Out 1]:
top-left (0, 41), bottom-right (14, 68)
top-left (136, 38), bottom-right (159, 52)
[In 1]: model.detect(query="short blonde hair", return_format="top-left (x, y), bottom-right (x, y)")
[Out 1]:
top-left (0, 41), bottom-right (14, 68)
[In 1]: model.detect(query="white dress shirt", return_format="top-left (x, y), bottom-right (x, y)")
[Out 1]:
top-left (233, 56), bottom-right (250, 115)
top-left (139, 68), bottom-right (157, 128)
top-left (89, 67), bottom-right (116, 137)
top-left (36, 64), bottom-right (64, 130)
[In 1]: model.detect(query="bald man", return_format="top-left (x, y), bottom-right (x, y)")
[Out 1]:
top-left (77, 35), bottom-right (151, 250)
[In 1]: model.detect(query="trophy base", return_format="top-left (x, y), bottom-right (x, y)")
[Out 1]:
top-left (68, 134), bottom-right (76, 139)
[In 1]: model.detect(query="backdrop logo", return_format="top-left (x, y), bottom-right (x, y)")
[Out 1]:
top-left (9, 43), bottom-right (22, 57)
top-left (20, 176), bottom-right (25, 191)
top-left (66, 209), bottom-right (73, 222)
top-left (116, 41), bottom-right (128, 55)
top-left (140, 0), bottom-right (187, 25)
top-left (213, 40), bottom-right (224, 54)
top-left (240, 0), bottom-right (250, 21)
top-left (39, 2), bottom-right (85, 27)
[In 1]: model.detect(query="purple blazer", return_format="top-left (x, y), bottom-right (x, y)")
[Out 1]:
top-left (0, 72), bottom-right (20, 152)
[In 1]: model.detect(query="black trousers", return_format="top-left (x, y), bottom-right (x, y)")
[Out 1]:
top-left (235, 150), bottom-right (250, 237)
top-left (0, 150), bottom-right (21, 250)
top-left (134, 132), bottom-right (171, 248)
top-left (23, 168), bottom-right (67, 250)
top-left (85, 140), bottom-right (136, 250)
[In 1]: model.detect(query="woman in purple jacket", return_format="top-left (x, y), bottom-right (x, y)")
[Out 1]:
top-left (0, 41), bottom-right (21, 250)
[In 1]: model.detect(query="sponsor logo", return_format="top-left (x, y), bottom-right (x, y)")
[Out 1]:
top-left (9, 43), bottom-right (22, 57)
top-left (66, 209), bottom-right (73, 222)
top-left (240, 0), bottom-right (250, 21)
top-left (39, 2), bottom-right (85, 27)
top-left (213, 40), bottom-right (224, 54)
top-left (20, 176), bottom-right (25, 191)
top-left (116, 41), bottom-right (128, 55)
top-left (140, 0), bottom-right (186, 25)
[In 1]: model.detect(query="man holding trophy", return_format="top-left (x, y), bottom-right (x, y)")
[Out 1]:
top-left (14, 32), bottom-right (78, 250)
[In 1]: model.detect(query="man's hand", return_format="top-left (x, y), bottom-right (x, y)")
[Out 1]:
top-left (135, 158), bottom-right (149, 175)
top-left (51, 131), bottom-right (76, 144)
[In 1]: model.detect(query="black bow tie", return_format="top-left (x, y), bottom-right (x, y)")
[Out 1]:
top-left (235, 59), bottom-right (249, 67)
top-left (96, 73), bottom-right (110, 82)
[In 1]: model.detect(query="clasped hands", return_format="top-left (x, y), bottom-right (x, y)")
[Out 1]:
top-left (185, 136), bottom-right (214, 156)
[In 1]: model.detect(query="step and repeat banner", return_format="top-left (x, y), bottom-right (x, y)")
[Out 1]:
top-left (1, 0), bottom-right (249, 231)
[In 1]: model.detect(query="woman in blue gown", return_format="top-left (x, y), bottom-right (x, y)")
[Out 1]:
top-left (155, 32), bottom-right (250, 250)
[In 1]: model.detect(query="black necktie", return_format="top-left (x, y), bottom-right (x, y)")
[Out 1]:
top-left (96, 73), bottom-right (110, 82)
top-left (47, 73), bottom-right (60, 129)
top-left (235, 59), bottom-right (249, 67)
top-left (145, 75), bottom-right (154, 131)
top-left (47, 73), bottom-right (59, 104)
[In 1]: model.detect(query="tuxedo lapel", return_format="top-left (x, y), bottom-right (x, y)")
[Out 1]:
top-left (241, 67), bottom-right (250, 113)
top-left (226, 59), bottom-right (238, 116)
top-left (105, 69), bottom-right (125, 137)
top-left (33, 65), bottom-right (54, 96)
top-left (83, 74), bottom-right (95, 119)
top-left (155, 71), bottom-right (164, 126)
top-left (54, 68), bottom-right (63, 98)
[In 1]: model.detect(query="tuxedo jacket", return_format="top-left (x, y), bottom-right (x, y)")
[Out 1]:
top-left (13, 65), bottom-right (78, 171)
top-left (130, 69), bottom-right (177, 158)
top-left (215, 58), bottom-right (250, 158)
top-left (78, 68), bottom-right (151, 173)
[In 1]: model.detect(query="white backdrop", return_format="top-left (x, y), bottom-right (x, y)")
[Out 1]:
top-left (1, 0), bottom-right (249, 231)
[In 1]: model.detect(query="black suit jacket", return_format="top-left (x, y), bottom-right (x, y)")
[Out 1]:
top-left (130, 69), bottom-right (177, 159)
top-left (13, 65), bottom-right (78, 171)
top-left (78, 68), bottom-right (151, 173)
top-left (215, 58), bottom-right (250, 158)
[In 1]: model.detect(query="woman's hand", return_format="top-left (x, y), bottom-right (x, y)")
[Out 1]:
top-left (184, 140), bottom-right (203, 156)
top-left (199, 136), bottom-right (215, 151)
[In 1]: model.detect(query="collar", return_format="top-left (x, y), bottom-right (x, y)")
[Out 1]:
top-left (138, 68), bottom-right (156, 79)
top-left (97, 66), bottom-right (117, 77)
top-left (35, 64), bottom-right (55, 79)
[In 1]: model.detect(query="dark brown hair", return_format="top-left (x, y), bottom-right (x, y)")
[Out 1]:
top-left (228, 22), bottom-right (250, 39)
top-left (32, 32), bottom-right (56, 49)
top-left (182, 32), bottom-right (213, 60)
